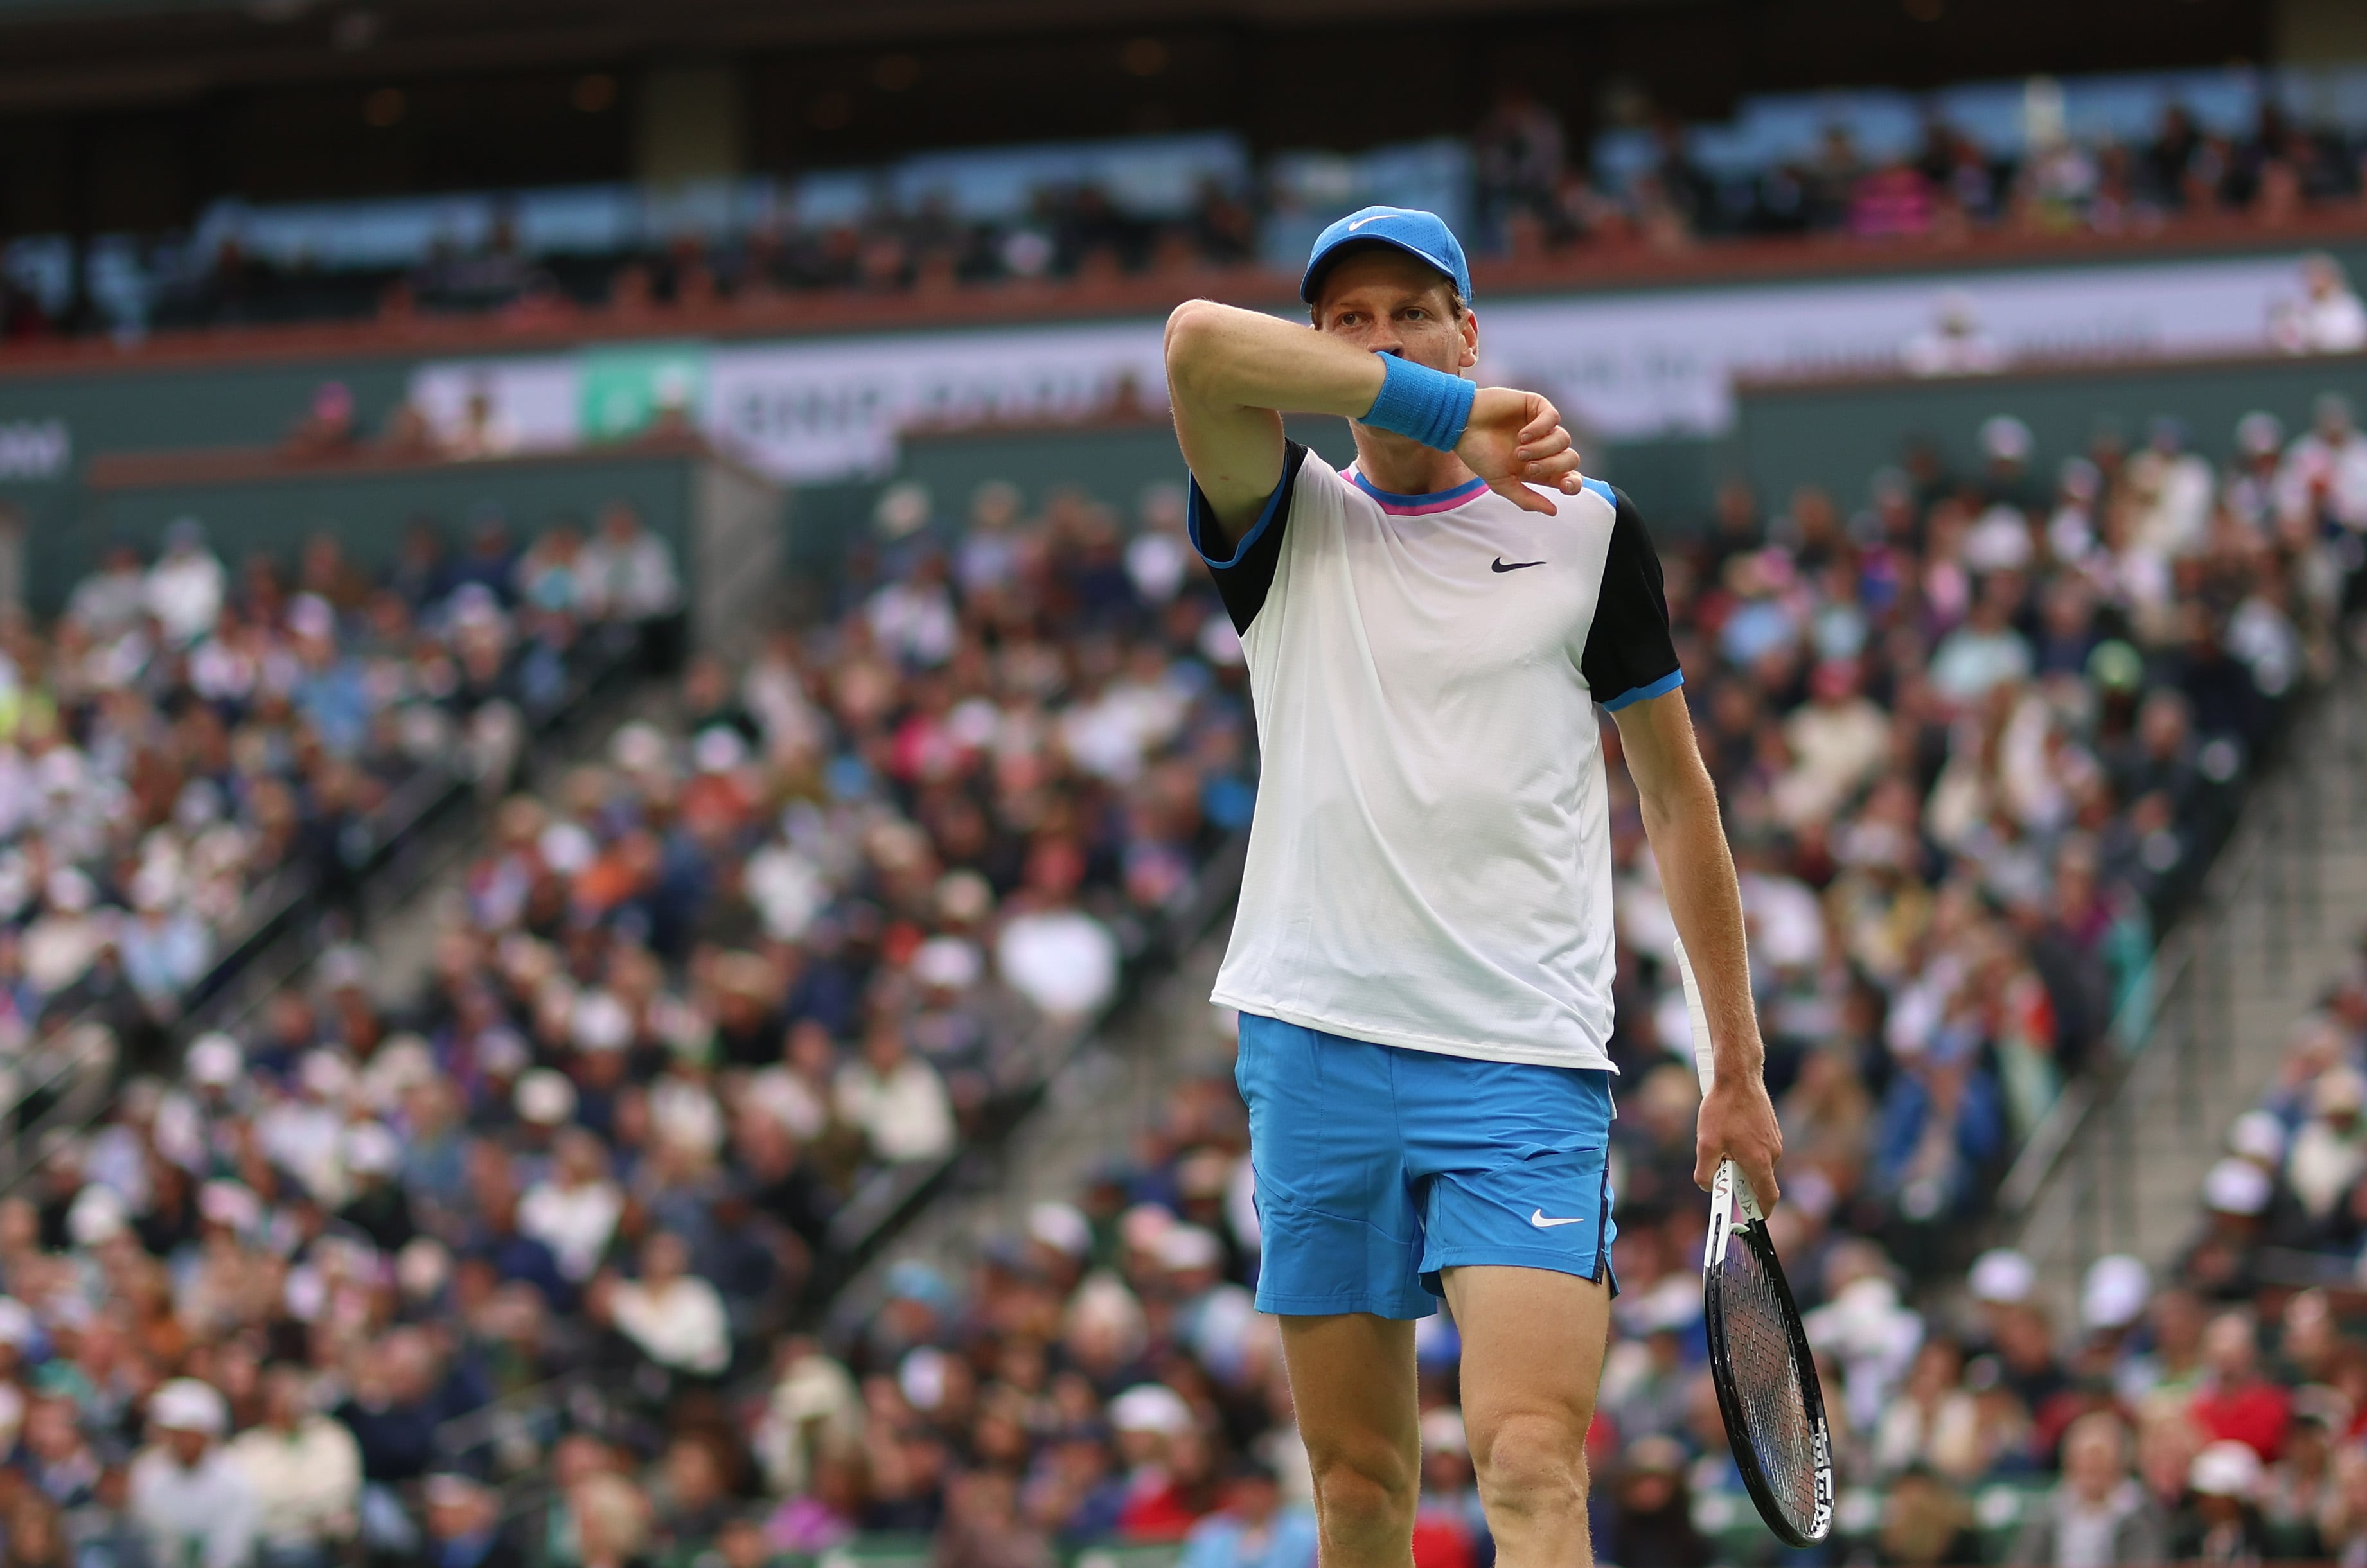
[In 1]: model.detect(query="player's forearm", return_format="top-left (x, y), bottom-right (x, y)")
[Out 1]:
top-left (1641, 770), bottom-right (1762, 1080)
top-left (1164, 299), bottom-right (1385, 420)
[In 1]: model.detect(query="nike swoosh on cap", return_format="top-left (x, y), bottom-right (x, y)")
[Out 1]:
top-left (1347, 213), bottom-right (1388, 229)
top-left (1530, 1208), bottom-right (1586, 1228)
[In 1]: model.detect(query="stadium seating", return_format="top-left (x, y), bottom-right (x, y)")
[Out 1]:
top-left (3, 63), bottom-right (2363, 344)
top-left (0, 510), bottom-right (666, 1066)
top-left (4, 357), bottom-right (2352, 1568)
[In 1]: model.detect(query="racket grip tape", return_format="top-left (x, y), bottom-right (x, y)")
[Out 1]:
top-left (1673, 936), bottom-right (1716, 1095)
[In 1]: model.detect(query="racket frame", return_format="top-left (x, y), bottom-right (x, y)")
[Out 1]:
top-left (1674, 938), bottom-right (1837, 1548)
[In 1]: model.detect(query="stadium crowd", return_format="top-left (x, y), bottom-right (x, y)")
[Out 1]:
top-left (0, 468), bottom-right (1255, 1568)
top-left (4, 73), bottom-right (2364, 341)
top-left (1472, 84), bottom-right (2367, 259)
top-left (0, 500), bottom-right (680, 1069)
top-left (0, 378), bottom-right (2359, 1568)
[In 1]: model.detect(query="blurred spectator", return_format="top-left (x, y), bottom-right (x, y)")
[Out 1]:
top-left (569, 1472), bottom-right (653, 1568)
top-left (2273, 254), bottom-right (2367, 355)
top-left (605, 1231), bottom-right (731, 1379)
top-left (1874, 1467), bottom-right (1981, 1565)
top-left (1176, 1460), bottom-right (1313, 1568)
top-left (2278, 394), bottom-right (2367, 538)
top-left (420, 1474), bottom-right (520, 1568)
top-left (937, 1468), bottom-right (1055, 1568)
top-left (1903, 292), bottom-right (2005, 377)
top-left (145, 520), bottom-right (227, 647)
top-left (1603, 1436), bottom-right (1708, 1567)
top-left (2172, 1440), bottom-right (2278, 1564)
top-left (835, 1022), bottom-right (957, 1166)
top-left (224, 1366), bottom-right (360, 1568)
top-left (2008, 1411), bottom-right (2167, 1566)
top-left (1473, 85), bottom-right (1565, 252)
top-left (127, 1380), bottom-right (257, 1568)
top-left (578, 504), bottom-right (685, 671)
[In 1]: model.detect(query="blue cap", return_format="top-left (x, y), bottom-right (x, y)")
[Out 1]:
top-left (1300, 206), bottom-right (1472, 306)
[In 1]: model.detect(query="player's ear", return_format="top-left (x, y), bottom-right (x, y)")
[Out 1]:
top-left (1459, 306), bottom-right (1479, 369)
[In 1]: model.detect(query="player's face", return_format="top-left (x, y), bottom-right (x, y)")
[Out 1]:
top-left (1312, 250), bottom-right (1477, 379)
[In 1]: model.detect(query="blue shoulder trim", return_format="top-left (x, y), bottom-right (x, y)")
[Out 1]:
top-left (1601, 668), bottom-right (1684, 711)
top-left (1579, 477), bottom-right (1617, 507)
top-left (1189, 467), bottom-right (1290, 570)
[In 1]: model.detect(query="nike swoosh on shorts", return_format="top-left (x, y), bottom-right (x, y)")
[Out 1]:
top-left (1530, 1208), bottom-right (1586, 1228)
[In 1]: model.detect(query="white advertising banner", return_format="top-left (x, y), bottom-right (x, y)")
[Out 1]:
top-left (702, 319), bottom-right (1170, 482)
top-left (408, 252), bottom-right (2327, 482)
top-left (1477, 252), bottom-right (2319, 441)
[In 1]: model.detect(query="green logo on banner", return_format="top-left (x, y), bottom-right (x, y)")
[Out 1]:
top-left (578, 344), bottom-right (708, 441)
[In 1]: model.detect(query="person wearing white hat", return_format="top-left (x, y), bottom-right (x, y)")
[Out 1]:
top-left (2172, 1440), bottom-right (2271, 1563)
top-left (337, 1122), bottom-right (414, 1253)
top-left (130, 1378), bottom-right (259, 1568)
top-left (518, 1129), bottom-right (624, 1283)
top-left (2202, 1158), bottom-right (2273, 1221)
top-left (186, 1032), bottom-right (245, 1102)
top-left (2226, 1110), bottom-right (2287, 1170)
top-left (2079, 1255), bottom-right (2150, 1338)
top-left (1111, 1382), bottom-right (1194, 1440)
top-left (1025, 1201), bottom-right (1094, 1278)
top-left (514, 1068), bottom-right (578, 1130)
top-left (2286, 1067), bottom-right (2366, 1222)
top-left (1969, 1247), bottom-right (2035, 1307)
top-left (66, 1185), bottom-right (129, 1250)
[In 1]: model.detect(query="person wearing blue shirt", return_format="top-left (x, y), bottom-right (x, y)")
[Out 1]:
top-left (1178, 1462), bottom-right (1316, 1568)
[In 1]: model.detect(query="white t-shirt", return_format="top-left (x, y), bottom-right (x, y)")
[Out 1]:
top-left (1189, 446), bottom-right (1682, 1071)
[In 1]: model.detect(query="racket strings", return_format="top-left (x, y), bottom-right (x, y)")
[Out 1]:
top-left (1715, 1233), bottom-right (1822, 1532)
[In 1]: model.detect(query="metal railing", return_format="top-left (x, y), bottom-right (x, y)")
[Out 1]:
top-left (1997, 631), bottom-right (2367, 1285)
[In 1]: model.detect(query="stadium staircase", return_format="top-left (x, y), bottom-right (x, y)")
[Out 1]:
top-left (824, 933), bottom-right (1239, 1334)
top-left (1999, 639), bottom-right (2367, 1318)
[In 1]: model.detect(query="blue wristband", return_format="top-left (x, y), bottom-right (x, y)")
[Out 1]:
top-left (1361, 352), bottom-right (1476, 452)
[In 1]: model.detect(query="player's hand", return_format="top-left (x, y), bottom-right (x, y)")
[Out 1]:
top-left (1456, 387), bottom-right (1586, 515)
top-left (1696, 1074), bottom-right (1783, 1215)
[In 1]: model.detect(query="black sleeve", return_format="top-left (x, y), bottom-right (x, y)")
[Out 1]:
top-left (1580, 486), bottom-right (1685, 710)
top-left (1187, 440), bottom-right (1310, 635)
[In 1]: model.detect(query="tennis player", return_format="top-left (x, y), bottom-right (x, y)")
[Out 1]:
top-left (1163, 206), bottom-right (1784, 1567)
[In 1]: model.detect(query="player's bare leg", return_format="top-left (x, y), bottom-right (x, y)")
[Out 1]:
top-left (1442, 1265), bottom-right (1615, 1568)
top-left (1277, 1313), bottom-right (1421, 1568)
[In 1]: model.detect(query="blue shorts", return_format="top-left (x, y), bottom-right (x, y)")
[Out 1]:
top-left (1235, 1013), bottom-right (1617, 1319)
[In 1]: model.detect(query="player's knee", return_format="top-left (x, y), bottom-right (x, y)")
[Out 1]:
top-left (1307, 1440), bottom-right (1417, 1537)
top-left (1469, 1409), bottom-right (1591, 1519)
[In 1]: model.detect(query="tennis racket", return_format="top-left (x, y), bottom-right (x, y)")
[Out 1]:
top-left (1673, 937), bottom-right (1834, 1549)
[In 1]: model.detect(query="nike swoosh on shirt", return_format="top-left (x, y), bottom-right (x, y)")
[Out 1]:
top-left (1492, 558), bottom-right (1545, 573)
top-left (1530, 1209), bottom-right (1586, 1228)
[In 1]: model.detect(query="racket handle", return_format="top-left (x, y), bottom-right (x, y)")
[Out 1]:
top-left (1683, 943), bottom-right (1770, 1231)
top-left (1673, 937), bottom-right (1715, 1096)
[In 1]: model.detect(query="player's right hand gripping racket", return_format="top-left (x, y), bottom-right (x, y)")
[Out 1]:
top-left (1673, 938), bottom-right (1834, 1549)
